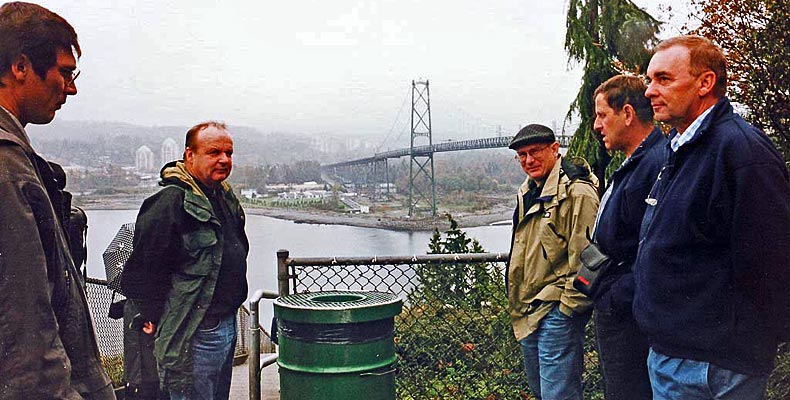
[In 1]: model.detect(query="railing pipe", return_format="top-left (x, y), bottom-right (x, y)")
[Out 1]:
top-left (285, 252), bottom-right (508, 267)
top-left (277, 249), bottom-right (291, 296)
top-left (249, 288), bottom-right (279, 400)
top-left (248, 249), bottom-right (291, 399)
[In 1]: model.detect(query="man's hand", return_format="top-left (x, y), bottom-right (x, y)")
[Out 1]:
top-left (130, 313), bottom-right (156, 335)
top-left (142, 321), bottom-right (156, 335)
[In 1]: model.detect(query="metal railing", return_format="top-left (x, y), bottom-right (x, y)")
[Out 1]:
top-left (254, 249), bottom-right (790, 400)
top-left (83, 277), bottom-right (269, 388)
top-left (248, 288), bottom-right (280, 400)
top-left (265, 250), bottom-right (560, 399)
top-left (84, 253), bottom-right (790, 399)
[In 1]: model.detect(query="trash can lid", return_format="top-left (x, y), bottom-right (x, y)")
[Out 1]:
top-left (274, 290), bottom-right (403, 324)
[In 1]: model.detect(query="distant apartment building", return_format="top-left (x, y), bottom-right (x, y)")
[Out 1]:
top-left (161, 137), bottom-right (179, 166)
top-left (310, 135), bottom-right (377, 155)
top-left (135, 145), bottom-right (155, 172)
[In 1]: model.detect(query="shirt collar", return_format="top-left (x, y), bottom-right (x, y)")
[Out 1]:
top-left (670, 105), bottom-right (714, 152)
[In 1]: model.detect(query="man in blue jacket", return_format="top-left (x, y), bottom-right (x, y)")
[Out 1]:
top-left (591, 75), bottom-right (666, 400)
top-left (636, 35), bottom-right (790, 399)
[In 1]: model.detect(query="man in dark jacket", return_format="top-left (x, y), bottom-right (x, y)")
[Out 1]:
top-left (122, 121), bottom-right (249, 400)
top-left (0, 3), bottom-right (115, 399)
top-left (636, 35), bottom-right (790, 399)
top-left (591, 75), bottom-right (666, 400)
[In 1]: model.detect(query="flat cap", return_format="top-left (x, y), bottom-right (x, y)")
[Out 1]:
top-left (508, 124), bottom-right (556, 150)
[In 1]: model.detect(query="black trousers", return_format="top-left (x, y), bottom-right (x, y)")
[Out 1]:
top-left (124, 300), bottom-right (169, 400)
top-left (594, 309), bottom-right (652, 400)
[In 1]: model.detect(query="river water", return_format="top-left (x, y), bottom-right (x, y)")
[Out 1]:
top-left (85, 209), bottom-right (512, 324)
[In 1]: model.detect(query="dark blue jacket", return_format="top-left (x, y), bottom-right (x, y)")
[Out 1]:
top-left (593, 127), bottom-right (667, 316)
top-left (633, 98), bottom-right (790, 375)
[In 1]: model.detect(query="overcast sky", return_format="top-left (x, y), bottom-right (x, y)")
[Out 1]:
top-left (34, 0), bottom-right (692, 141)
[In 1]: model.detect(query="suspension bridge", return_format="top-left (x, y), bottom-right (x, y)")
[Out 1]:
top-left (321, 80), bottom-right (572, 217)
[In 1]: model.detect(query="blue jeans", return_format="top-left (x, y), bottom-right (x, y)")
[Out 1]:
top-left (170, 313), bottom-right (237, 400)
top-left (647, 348), bottom-right (769, 400)
top-left (519, 303), bottom-right (590, 400)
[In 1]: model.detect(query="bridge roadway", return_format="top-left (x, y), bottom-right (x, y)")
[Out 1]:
top-left (322, 134), bottom-right (571, 169)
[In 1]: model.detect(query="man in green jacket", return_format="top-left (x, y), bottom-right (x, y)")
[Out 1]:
top-left (122, 121), bottom-right (249, 400)
top-left (0, 3), bottom-right (114, 399)
top-left (507, 124), bottom-right (599, 400)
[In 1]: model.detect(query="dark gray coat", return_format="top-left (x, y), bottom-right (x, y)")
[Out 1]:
top-left (0, 107), bottom-right (112, 399)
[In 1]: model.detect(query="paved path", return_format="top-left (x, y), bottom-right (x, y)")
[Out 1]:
top-left (230, 361), bottom-right (280, 400)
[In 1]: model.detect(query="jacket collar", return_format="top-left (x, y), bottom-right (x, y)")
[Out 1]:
top-left (160, 161), bottom-right (232, 223)
top-left (613, 126), bottom-right (665, 176)
top-left (630, 127), bottom-right (664, 161)
top-left (669, 97), bottom-right (732, 150)
top-left (515, 155), bottom-right (597, 224)
top-left (518, 155), bottom-right (564, 217)
top-left (519, 155), bottom-right (562, 197)
top-left (0, 106), bottom-right (32, 152)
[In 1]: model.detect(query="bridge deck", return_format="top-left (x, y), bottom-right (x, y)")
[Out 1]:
top-left (323, 135), bottom-right (571, 169)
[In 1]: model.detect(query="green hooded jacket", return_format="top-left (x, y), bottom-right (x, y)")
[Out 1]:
top-left (121, 160), bottom-right (248, 392)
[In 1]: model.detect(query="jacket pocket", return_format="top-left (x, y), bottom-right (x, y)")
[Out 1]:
top-left (538, 217), bottom-right (567, 270)
top-left (181, 229), bottom-right (217, 275)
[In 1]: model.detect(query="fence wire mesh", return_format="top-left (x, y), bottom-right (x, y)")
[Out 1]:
top-left (288, 255), bottom-right (596, 399)
top-left (83, 277), bottom-right (256, 387)
top-left (287, 253), bottom-right (790, 400)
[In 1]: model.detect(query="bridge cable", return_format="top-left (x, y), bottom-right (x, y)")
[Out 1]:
top-left (375, 88), bottom-right (411, 154)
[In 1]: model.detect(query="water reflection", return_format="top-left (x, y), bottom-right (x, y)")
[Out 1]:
top-left (85, 210), bottom-right (511, 324)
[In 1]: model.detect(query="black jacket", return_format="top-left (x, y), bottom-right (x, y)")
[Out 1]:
top-left (633, 98), bottom-right (790, 375)
top-left (593, 128), bottom-right (667, 315)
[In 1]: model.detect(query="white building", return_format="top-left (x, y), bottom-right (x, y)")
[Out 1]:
top-left (135, 145), bottom-right (155, 172)
top-left (161, 137), bottom-right (180, 166)
top-left (241, 189), bottom-right (259, 199)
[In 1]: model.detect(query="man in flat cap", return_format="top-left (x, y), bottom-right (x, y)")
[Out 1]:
top-left (506, 124), bottom-right (599, 399)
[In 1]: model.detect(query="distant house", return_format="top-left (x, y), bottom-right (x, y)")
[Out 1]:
top-left (241, 189), bottom-right (259, 199)
top-left (267, 182), bottom-right (325, 194)
top-left (302, 191), bottom-right (322, 199)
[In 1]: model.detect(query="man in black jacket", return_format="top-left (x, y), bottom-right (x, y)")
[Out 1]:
top-left (636, 35), bottom-right (790, 400)
top-left (590, 75), bottom-right (666, 400)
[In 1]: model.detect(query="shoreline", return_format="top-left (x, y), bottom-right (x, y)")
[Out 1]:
top-left (76, 196), bottom-right (513, 231)
top-left (242, 206), bottom-right (513, 232)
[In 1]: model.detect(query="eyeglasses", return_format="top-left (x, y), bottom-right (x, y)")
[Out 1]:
top-left (59, 68), bottom-right (80, 87)
top-left (514, 144), bottom-right (551, 161)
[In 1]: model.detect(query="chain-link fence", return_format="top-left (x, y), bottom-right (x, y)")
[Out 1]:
top-left (83, 277), bottom-right (261, 387)
top-left (282, 251), bottom-right (790, 400)
top-left (283, 252), bottom-right (594, 399)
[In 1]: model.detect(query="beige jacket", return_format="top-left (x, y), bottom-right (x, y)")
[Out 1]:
top-left (508, 156), bottom-right (599, 340)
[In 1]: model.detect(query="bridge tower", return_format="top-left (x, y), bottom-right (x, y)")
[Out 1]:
top-left (408, 80), bottom-right (436, 217)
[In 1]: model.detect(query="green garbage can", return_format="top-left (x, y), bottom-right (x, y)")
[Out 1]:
top-left (274, 290), bottom-right (403, 400)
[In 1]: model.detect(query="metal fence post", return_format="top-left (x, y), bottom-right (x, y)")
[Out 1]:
top-left (249, 290), bottom-right (262, 400)
top-left (277, 249), bottom-right (290, 296)
top-left (248, 249), bottom-right (289, 400)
